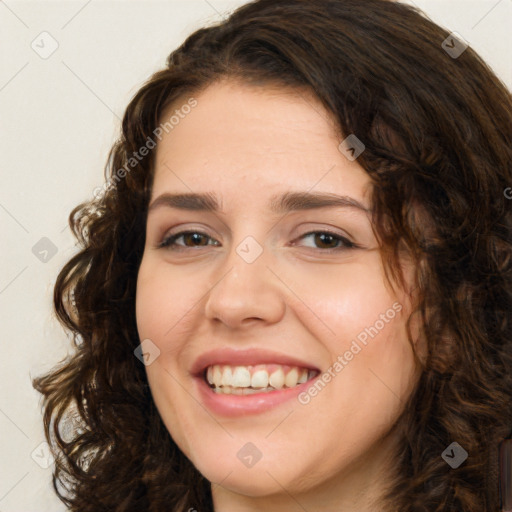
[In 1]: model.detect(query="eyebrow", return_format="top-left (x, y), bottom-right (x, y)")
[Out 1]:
top-left (148, 191), bottom-right (371, 215)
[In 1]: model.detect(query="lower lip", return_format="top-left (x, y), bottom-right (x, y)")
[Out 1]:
top-left (195, 374), bottom-right (316, 417)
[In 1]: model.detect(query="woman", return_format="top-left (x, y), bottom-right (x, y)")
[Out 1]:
top-left (33, 0), bottom-right (512, 510)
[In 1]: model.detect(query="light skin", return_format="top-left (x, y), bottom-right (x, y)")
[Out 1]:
top-left (135, 79), bottom-right (423, 511)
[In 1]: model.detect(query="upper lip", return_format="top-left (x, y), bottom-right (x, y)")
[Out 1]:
top-left (191, 348), bottom-right (320, 377)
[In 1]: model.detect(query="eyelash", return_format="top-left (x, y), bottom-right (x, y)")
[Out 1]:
top-left (158, 230), bottom-right (358, 252)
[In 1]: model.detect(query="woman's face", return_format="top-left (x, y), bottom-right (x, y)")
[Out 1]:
top-left (136, 80), bottom-right (421, 508)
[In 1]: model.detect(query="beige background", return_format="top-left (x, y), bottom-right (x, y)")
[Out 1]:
top-left (0, 0), bottom-right (510, 510)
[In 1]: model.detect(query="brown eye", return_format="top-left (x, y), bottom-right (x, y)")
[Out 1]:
top-left (159, 231), bottom-right (219, 250)
top-left (180, 232), bottom-right (209, 247)
top-left (296, 231), bottom-right (356, 251)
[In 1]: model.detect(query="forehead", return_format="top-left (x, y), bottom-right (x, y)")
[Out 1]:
top-left (151, 80), bottom-right (372, 205)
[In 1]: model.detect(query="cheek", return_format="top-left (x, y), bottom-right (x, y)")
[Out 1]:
top-left (289, 258), bottom-right (397, 340)
top-left (135, 259), bottom-right (197, 341)
top-left (136, 261), bottom-right (163, 339)
top-left (294, 260), bottom-right (416, 408)
top-left (135, 261), bottom-right (200, 455)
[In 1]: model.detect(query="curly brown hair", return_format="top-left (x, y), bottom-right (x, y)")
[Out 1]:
top-left (33, 0), bottom-right (512, 510)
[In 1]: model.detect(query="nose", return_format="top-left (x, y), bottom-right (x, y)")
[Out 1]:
top-left (203, 236), bottom-right (286, 329)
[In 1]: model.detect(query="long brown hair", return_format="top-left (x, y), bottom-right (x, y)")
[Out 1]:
top-left (33, 0), bottom-right (512, 510)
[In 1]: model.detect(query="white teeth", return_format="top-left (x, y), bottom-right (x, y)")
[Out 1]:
top-left (205, 363), bottom-right (316, 395)
top-left (285, 368), bottom-right (299, 388)
top-left (242, 387), bottom-right (263, 395)
top-left (232, 367), bottom-right (251, 388)
top-left (213, 366), bottom-right (222, 387)
top-left (269, 369), bottom-right (285, 389)
top-left (251, 370), bottom-right (269, 389)
top-left (221, 367), bottom-right (233, 387)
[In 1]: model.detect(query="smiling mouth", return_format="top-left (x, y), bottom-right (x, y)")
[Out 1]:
top-left (204, 364), bottom-right (319, 395)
